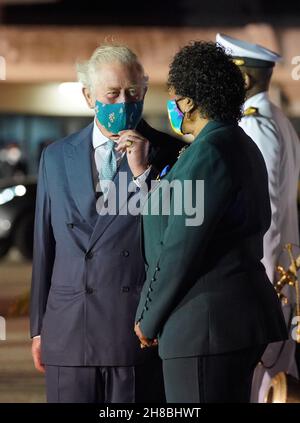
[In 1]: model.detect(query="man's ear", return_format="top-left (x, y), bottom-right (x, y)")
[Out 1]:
top-left (82, 87), bottom-right (94, 109)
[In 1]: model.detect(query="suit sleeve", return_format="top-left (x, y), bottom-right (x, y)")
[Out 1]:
top-left (240, 117), bottom-right (281, 282)
top-left (30, 148), bottom-right (55, 338)
top-left (136, 143), bottom-right (233, 339)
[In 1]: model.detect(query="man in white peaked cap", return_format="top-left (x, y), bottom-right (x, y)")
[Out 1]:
top-left (216, 33), bottom-right (300, 402)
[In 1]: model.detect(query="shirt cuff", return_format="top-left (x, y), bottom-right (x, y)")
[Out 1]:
top-left (133, 165), bottom-right (152, 188)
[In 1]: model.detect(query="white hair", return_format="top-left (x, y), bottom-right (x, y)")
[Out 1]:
top-left (76, 44), bottom-right (148, 93)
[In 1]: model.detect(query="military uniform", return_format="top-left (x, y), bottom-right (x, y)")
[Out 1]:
top-left (240, 92), bottom-right (300, 283)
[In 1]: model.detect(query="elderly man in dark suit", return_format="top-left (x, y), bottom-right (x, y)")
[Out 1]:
top-left (30, 44), bottom-right (184, 403)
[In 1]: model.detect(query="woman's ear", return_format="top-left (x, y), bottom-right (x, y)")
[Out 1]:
top-left (82, 87), bottom-right (94, 109)
top-left (184, 98), bottom-right (196, 114)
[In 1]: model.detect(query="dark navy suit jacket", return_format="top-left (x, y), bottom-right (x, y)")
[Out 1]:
top-left (30, 119), bottom-right (184, 366)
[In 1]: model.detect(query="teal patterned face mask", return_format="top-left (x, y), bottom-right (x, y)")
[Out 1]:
top-left (95, 100), bottom-right (143, 134)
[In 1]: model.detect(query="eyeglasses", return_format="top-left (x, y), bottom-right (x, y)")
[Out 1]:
top-left (174, 97), bottom-right (185, 112)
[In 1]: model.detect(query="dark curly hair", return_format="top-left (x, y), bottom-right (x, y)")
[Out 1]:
top-left (168, 41), bottom-right (246, 123)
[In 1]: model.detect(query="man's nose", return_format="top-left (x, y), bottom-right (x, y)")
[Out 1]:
top-left (118, 92), bottom-right (131, 103)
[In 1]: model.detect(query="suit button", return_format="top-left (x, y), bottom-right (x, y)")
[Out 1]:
top-left (155, 266), bottom-right (160, 272)
top-left (85, 251), bottom-right (93, 260)
top-left (86, 287), bottom-right (94, 294)
top-left (122, 250), bottom-right (130, 257)
top-left (67, 223), bottom-right (74, 229)
top-left (148, 287), bottom-right (153, 292)
top-left (151, 277), bottom-right (156, 282)
top-left (144, 306), bottom-right (148, 311)
top-left (122, 286), bottom-right (130, 292)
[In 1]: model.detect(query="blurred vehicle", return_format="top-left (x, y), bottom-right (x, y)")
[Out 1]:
top-left (0, 177), bottom-right (36, 260)
top-left (0, 142), bottom-right (28, 179)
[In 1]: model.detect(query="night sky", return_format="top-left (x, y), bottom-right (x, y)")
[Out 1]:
top-left (1, 0), bottom-right (300, 27)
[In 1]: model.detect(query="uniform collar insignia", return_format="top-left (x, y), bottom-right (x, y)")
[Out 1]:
top-left (243, 107), bottom-right (259, 116)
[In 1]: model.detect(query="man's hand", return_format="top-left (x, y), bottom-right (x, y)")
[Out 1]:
top-left (116, 130), bottom-right (150, 177)
top-left (134, 322), bottom-right (158, 349)
top-left (31, 336), bottom-right (45, 373)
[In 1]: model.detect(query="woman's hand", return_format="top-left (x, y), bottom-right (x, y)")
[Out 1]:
top-left (134, 322), bottom-right (158, 349)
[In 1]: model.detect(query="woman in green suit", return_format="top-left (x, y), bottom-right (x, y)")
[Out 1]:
top-left (134, 42), bottom-right (287, 403)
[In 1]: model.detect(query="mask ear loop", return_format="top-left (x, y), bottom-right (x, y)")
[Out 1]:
top-left (184, 101), bottom-right (198, 124)
top-left (176, 97), bottom-right (195, 132)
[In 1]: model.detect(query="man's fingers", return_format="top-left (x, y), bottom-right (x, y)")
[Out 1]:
top-left (118, 130), bottom-right (143, 137)
top-left (32, 338), bottom-right (45, 373)
top-left (117, 134), bottom-right (145, 145)
top-left (115, 140), bottom-right (136, 153)
top-left (116, 138), bottom-right (149, 154)
top-left (116, 139), bottom-right (134, 149)
top-left (34, 360), bottom-right (45, 373)
top-left (32, 350), bottom-right (45, 373)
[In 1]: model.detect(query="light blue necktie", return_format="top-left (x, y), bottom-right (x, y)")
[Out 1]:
top-left (95, 139), bottom-right (117, 197)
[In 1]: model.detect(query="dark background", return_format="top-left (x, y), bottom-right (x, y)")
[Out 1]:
top-left (1, 0), bottom-right (300, 27)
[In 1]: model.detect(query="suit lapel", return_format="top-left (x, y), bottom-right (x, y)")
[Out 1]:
top-left (143, 121), bottom-right (228, 203)
top-left (87, 154), bottom-right (135, 250)
top-left (63, 123), bottom-right (98, 228)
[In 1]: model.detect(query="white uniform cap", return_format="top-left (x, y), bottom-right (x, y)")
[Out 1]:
top-left (216, 33), bottom-right (282, 68)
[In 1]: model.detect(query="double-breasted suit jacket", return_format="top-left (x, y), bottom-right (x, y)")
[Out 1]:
top-left (30, 119), bottom-right (185, 366)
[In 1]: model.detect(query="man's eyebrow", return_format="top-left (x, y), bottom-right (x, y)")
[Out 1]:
top-left (106, 84), bottom-right (140, 90)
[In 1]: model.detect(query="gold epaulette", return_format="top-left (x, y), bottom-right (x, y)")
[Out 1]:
top-left (243, 107), bottom-right (259, 116)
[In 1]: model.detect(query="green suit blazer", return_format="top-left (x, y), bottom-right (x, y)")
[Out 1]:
top-left (135, 120), bottom-right (287, 359)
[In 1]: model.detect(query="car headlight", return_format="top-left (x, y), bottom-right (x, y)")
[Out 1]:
top-left (0, 218), bottom-right (11, 237)
top-left (0, 185), bottom-right (27, 205)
